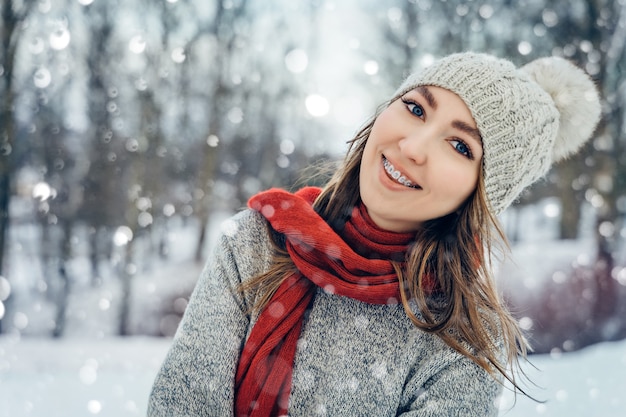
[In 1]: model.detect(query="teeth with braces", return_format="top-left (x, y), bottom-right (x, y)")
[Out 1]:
top-left (382, 158), bottom-right (418, 188)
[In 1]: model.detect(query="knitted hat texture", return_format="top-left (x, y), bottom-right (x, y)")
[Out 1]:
top-left (393, 52), bottom-right (601, 214)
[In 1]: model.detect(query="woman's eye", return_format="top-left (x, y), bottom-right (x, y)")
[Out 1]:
top-left (402, 98), bottom-right (425, 118)
top-left (450, 139), bottom-right (473, 159)
top-left (409, 104), bottom-right (424, 117)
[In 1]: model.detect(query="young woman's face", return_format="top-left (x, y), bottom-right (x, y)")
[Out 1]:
top-left (359, 85), bottom-right (483, 233)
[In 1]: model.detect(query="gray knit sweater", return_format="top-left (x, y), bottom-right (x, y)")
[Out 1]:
top-left (147, 209), bottom-right (503, 416)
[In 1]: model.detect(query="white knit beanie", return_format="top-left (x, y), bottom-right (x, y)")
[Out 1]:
top-left (393, 52), bottom-right (601, 214)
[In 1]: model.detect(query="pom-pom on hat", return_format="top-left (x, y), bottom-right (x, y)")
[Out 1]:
top-left (393, 52), bottom-right (601, 214)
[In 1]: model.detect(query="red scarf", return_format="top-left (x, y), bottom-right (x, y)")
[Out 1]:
top-left (234, 187), bottom-right (418, 417)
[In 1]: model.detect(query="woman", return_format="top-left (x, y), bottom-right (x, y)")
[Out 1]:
top-left (148, 52), bottom-right (600, 416)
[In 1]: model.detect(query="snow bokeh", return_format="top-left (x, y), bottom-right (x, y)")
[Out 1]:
top-left (2, 0), bottom-right (625, 415)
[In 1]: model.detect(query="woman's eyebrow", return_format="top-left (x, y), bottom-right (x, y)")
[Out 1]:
top-left (453, 120), bottom-right (483, 146)
top-left (416, 86), bottom-right (437, 110)
top-left (415, 85), bottom-right (482, 146)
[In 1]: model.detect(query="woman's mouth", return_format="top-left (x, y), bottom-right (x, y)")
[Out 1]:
top-left (382, 156), bottom-right (420, 189)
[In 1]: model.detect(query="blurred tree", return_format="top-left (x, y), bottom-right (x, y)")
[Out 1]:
top-left (117, 87), bottom-right (163, 335)
top-left (0, 0), bottom-right (37, 333)
top-left (225, 5), bottom-right (322, 206)
top-left (117, 1), bottom-right (173, 334)
top-left (190, 0), bottom-right (251, 263)
top-left (78, 0), bottom-right (125, 284)
top-left (36, 106), bottom-right (77, 338)
top-left (566, 0), bottom-right (625, 329)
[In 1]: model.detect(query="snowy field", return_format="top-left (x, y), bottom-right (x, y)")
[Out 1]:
top-left (0, 336), bottom-right (170, 417)
top-left (0, 335), bottom-right (624, 417)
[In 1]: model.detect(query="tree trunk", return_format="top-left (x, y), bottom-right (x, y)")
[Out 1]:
top-left (52, 221), bottom-right (73, 338)
top-left (0, 0), bottom-right (19, 279)
top-left (52, 265), bottom-right (70, 338)
top-left (557, 153), bottom-right (585, 239)
top-left (118, 242), bottom-right (133, 336)
top-left (559, 186), bottom-right (582, 240)
top-left (592, 234), bottom-right (616, 321)
top-left (0, 174), bottom-right (9, 277)
top-left (194, 218), bottom-right (207, 263)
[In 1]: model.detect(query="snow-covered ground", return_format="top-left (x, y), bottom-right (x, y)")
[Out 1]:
top-left (499, 339), bottom-right (626, 417)
top-left (0, 335), bottom-right (624, 417)
top-left (0, 336), bottom-right (170, 417)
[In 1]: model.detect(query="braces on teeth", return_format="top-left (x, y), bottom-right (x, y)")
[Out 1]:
top-left (383, 158), bottom-right (416, 188)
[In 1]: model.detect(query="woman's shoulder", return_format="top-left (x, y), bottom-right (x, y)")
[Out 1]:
top-left (221, 208), bottom-right (268, 235)
top-left (215, 208), bottom-right (274, 270)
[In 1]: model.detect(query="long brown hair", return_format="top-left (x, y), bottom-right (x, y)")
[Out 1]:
top-left (241, 100), bottom-right (531, 395)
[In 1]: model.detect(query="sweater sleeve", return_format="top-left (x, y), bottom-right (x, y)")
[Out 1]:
top-left (398, 354), bottom-right (502, 417)
top-left (147, 210), bottom-right (269, 417)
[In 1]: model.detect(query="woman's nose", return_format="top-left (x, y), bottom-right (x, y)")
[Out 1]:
top-left (399, 130), bottom-right (431, 165)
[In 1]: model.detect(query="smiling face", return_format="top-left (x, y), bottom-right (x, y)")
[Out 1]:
top-left (359, 85), bottom-right (483, 233)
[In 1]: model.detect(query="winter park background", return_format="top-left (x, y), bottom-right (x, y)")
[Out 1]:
top-left (1, 0), bottom-right (626, 416)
